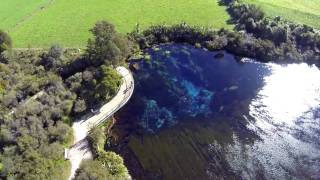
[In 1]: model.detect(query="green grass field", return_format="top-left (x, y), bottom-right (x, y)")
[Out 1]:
top-left (242, 0), bottom-right (320, 29)
top-left (0, 0), bottom-right (49, 30)
top-left (0, 0), bottom-right (232, 48)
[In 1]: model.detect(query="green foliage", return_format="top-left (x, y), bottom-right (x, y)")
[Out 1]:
top-left (84, 125), bottom-right (130, 179)
top-left (225, 1), bottom-right (320, 63)
top-left (74, 152), bottom-right (130, 180)
top-left (0, 82), bottom-right (6, 96)
top-left (1, 140), bottom-right (70, 180)
top-left (135, 20), bottom-right (320, 64)
top-left (48, 44), bottom-right (64, 59)
top-left (95, 65), bottom-right (122, 101)
top-left (98, 151), bottom-right (129, 178)
top-left (0, 21), bottom-right (133, 179)
top-left (87, 21), bottom-right (130, 66)
top-left (0, 30), bottom-right (11, 53)
top-left (74, 159), bottom-right (113, 180)
top-left (0, 49), bottom-right (76, 179)
top-left (0, 30), bottom-right (12, 63)
top-left (73, 99), bottom-right (87, 113)
top-left (88, 126), bottom-right (106, 153)
top-left (40, 44), bottom-right (65, 71)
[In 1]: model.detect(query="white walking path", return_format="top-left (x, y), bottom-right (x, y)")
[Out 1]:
top-left (68, 66), bottom-right (134, 180)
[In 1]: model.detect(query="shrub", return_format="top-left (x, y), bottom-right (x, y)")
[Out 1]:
top-left (0, 30), bottom-right (12, 54)
top-left (98, 151), bottom-right (130, 178)
top-left (73, 99), bottom-right (87, 113)
top-left (48, 44), bottom-right (64, 59)
top-left (87, 126), bottom-right (105, 153)
top-left (95, 65), bottom-right (122, 101)
top-left (74, 160), bottom-right (112, 180)
top-left (87, 21), bottom-right (131, 66)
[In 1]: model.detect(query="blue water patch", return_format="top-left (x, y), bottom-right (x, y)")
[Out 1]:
top-left (140, 99), bottom-right (176, 133)
top-left (179, 80), bottom-right (213, 118)
top-left (131, 44), bottom-right (269, 132)
top-left (181, 80), bottom-right (200, 97)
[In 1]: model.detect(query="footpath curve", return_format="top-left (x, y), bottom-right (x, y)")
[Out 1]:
top-left (67, 66), bottom-right (134, 180)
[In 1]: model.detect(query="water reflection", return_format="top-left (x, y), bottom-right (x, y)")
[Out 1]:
top-left (227, 63), bottom-right (320, 179)
top-left (250, 63), bottom-right (320, 128)
top-left (112, 44), bottom-right (320, 180)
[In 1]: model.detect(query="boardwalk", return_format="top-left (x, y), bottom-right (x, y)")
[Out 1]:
top-left (68, 66), bottom-right (134, 180)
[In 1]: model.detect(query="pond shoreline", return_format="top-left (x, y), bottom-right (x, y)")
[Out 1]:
top-left (109, 43), bottom-right (320, 179)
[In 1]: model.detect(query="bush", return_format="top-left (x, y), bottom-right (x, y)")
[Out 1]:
top-left (74, 160), bottom-right (112, 180)
top-left (98, 151), bottom-right (129, 178)
top-left (73, 99), bottom-right (87, 113)
top-left (87, 21), bottom-right (131, 66)
top-left (74, 152), bottom-right (130, 180)
top-left (0, 30), bottom-right (12, 63)
top-left (40, 44), bottom-right (65, 71)
top-left (95, 65), bottom-right (122, 101)
top-left (48, 44), bottom-right (64, 59)
top-left (0, 30), bottom-right (12, 54)
top-left (87, 126), bottom-right (105, 153)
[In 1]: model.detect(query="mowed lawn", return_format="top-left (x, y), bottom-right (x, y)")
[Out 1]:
top-left (0, 0), bottom-right (232, 48)
top-left (242, 0), bottom-right (320, 29)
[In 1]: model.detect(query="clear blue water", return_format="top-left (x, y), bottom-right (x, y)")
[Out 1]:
top-left (114, 44), bottom-right (320, 180)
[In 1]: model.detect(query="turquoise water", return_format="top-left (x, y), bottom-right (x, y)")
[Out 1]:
top-left (113, 44), bottom-right (320, 180)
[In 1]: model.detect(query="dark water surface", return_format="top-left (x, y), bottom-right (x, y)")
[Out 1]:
top-left (112, 44), bottom-right (320, 180)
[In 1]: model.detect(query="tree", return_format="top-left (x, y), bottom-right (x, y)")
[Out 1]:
top-left (88, 126), bottom-right (105, 152)
top-left (86, 21), bottom-right (131, 66)
top-left (74, 160), bottom-right (113, 180)
top-left (98, 151), bottom-right (130, 179)
top-left (40, 44), bottom-right (65, 71)
top-left (48, 44), bottom-right (64, 59)
top-left (75, 151), bottom-right (130, 180)
top-left (95, 65), bottom-right (122, 101)
top-left (0, 30), bottom-right (12, 54)
top-left (0, 30), bottom-right (12, 63)
top-left (73, 99), bottom-right (87, 113)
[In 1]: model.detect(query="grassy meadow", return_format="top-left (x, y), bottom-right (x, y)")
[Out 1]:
top-left (0, 0), bottom-right (49, 30)
top-left (242, 0), bottom-right (320, 29)
top-left (0, 0), bottom-right (232, 48)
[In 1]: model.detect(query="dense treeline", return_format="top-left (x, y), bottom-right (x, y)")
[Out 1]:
top-left (0, 47), bottom-right (75, 179)
top-left (131, 2), bottom-right (320, 66)
top-left (225, 0), bottom-right (320, 64)
top-left (0, 21), bottom-right (132, 179)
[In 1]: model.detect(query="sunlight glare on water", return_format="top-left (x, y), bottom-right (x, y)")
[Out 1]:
top-left (227, 63), bottom-right (320, 179)
top-left (250, 63), bottom-right (320, 129)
